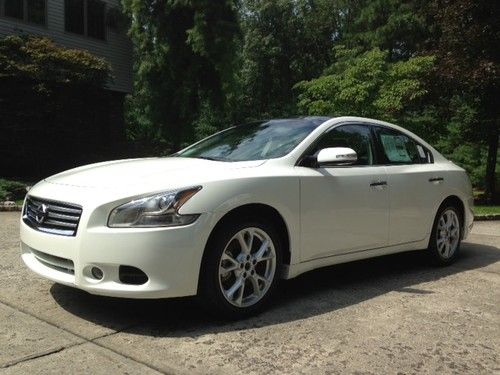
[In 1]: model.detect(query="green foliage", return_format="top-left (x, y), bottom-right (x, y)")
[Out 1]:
top-left (473, 206), bottom-right (500, 216)
top-left (0, 35), bottom-right (120, 179)
top-left (343, 0), bottom-right (432, 59)
top-left (0, 179), bottom-right (26, 201)
top-left (122, 0), bottom-right (240, 151)
top-left (0, 35), bottom-right (111, 87)
top-left (121, 0), bottom-right (498, 199)
top-left (295, 46), bottom-right (435, 135)
top-left (425, 0), bottom-right (499, 201)
top-left (236, 0), bottom-right (345, 119)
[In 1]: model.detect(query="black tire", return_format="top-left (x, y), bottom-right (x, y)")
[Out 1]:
top-left (198, 216), bottom-right (283, 319)
top-left (427, 204), bottom-right (462, 266)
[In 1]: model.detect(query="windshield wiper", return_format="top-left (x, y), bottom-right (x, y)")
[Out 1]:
top-left (194, 156), bottom-right (228, 162)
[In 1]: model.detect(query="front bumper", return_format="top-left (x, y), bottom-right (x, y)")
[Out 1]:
top-left (463, 196), bottom-right (475, 240)
top-left (20, 212), bottom-right (212, 299)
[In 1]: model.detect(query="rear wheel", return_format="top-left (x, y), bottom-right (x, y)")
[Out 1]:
top-left (428, 205), bottom-right (462, 265)
top-left (198, 218), bottom-right (282, 319)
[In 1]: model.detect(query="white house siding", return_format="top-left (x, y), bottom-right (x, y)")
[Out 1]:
top-left (0, 0), bottom-right (133, 93)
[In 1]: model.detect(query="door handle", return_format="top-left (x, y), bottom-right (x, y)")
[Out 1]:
top-left (429, 177), bottom-right (444, 183)
top-left (370, 181), bottom-right (387, 187)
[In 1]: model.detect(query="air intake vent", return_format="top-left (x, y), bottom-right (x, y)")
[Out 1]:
top-left (23, 196), bottom-right (82, 236)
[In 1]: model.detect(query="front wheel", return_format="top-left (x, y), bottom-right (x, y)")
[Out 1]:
top-left (428, 205), bottom-right (462, 265)
top-left (198, 219), bottom-right (282, 319)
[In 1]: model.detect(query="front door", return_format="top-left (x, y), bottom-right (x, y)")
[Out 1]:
top-left (298, 124), bottom-right (389, 262)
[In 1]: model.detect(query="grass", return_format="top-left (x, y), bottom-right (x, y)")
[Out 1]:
top-left (473, 205), bottom-right (500, 216)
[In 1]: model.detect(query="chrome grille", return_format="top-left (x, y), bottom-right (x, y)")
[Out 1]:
top-left (23, 196), bottom-right (82, 236)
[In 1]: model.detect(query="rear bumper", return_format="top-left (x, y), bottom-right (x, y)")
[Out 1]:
top-left (20, 213), bottom-right (212, 298)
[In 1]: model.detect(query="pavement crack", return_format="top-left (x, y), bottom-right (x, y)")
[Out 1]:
top-left (1, 342), bottom-right (84, 369)
top-left (0, 300), bottom-right (163, 373)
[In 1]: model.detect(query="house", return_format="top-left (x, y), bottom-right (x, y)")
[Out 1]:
top-left (0, 0), bottom-right (134, 178)
top-left (0, 0), bottom-right (133, 94)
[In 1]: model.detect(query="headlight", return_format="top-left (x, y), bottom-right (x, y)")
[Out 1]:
top-left (108, 187), bottom-right (202, 228)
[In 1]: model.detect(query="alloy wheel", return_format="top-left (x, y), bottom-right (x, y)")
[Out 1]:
top-left (218, 227), bottom-right (276, 308)
top-left (436, 209), bottom-right (460, 259)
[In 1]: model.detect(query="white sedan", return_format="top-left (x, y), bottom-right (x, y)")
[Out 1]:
top-left (20, 116), bottom-right (474, 318)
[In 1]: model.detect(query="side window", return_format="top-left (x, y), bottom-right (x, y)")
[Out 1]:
top-left (375, 127), bottom-right (432, 164)
top-left (310, 124), bottom-right (375, 166)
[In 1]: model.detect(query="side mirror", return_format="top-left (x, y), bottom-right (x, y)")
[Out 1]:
top-left (316, 147), bottom-right (357, 166)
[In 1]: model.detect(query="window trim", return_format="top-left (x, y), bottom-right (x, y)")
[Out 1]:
top-left (372, 125), bottom-right (434, 166)
top-left (297, 122), bottom-right (380, 168)
top-left (64, 0), bottom-right (107, 42)
top-left (0, 0), bottom-right (48, 28)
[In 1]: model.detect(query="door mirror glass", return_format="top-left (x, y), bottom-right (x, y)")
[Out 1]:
top-left (317, 147), bottom-right (357, 166)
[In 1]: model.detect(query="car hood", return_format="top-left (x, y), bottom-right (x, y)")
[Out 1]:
top-left (45, 157), bottom-right (266, 189)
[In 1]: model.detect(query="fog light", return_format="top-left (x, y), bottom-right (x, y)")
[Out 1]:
top-left (91, 266), bottom-right (104, 280)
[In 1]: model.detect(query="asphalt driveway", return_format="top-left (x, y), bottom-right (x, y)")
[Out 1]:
top-left (0, 212), bottom-right (498, 374)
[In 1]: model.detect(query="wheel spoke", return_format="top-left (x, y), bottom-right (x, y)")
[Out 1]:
top-left (237, 230), bottom-right (254, 254)
top-left (439, 217), bottom-right (446, 229)
top-left (255, 274), bottom-right (268, 286)
top-left (438, 241), bottom-right (446, 253)
top-left (444, 242), bottom-right (451, 257)
top-left (234, 280), bottom-right (245, 306)
top-left (254, 239), bottom-right (270, 261)
top-left (219, 263), bottom-right (239, 274)
top-left (446, 213), bottom-right (453, 229)
top-left (249, 275), bottom-right (261, 297)
top-left (220, 252), bottom-right (239, 274)
top-left (225, 277), bottom-right (243, 300)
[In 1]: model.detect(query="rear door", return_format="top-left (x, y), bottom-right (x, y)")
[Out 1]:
top-left (373, 126), bottom-right (442, 245)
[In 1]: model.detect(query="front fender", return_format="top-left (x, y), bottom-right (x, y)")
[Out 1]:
top-left (180, 177), bottom-right (302, 265)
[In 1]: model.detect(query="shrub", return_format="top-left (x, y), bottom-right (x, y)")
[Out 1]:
top-left (0, 179), bottom-right (27, 201)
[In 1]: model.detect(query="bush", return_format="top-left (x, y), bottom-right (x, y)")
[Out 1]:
top-left (0, 35), bottom-right (126, 180)
top-left (0, 179), bottom-right (27, 201)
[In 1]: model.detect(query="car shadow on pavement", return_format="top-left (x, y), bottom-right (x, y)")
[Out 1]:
top-left (50, 241), bottom-right (499, 337)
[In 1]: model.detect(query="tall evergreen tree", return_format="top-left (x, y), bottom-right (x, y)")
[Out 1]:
top-left (236, 0), bottom-right (346, 120)
top-left (426, 0), bottom-right (499, 202)
top-left (123, 0), bottom-right (240, 151)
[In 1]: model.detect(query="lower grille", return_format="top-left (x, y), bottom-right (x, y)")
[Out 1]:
top-left (23, 196), bottom-right (82, 236)
top-left (31, 249), bottom-right (75, 275)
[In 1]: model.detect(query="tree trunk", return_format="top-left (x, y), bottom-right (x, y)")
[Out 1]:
top-left (484, 120), bottom-right (499, 204)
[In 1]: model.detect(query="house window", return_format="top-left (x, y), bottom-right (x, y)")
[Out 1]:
top-left (2, 0), bottom-right (46, 25)
top-left (65, 0), bottom-right (84, 34)
top-left (27, 0), bottom-right (45, 24)
top-left (64, 0), bottom-right (106, 40)
top-left (87, 0), bottom-right (104, 39)
top-left (4, 0), bottom-right (24, 20)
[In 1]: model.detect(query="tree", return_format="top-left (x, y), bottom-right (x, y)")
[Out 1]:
top-left (122, 0), bottom-right (240, 151)
top-left (342, 0), bottom-right (432, 59)
top-left (235, 0), bottom-right (346, 120)
top-left (295, 46), bottom-right (435, 136)
top-left (0, 36), bottom-right (116, 179)
top-left (424, 0), bottom-right (499, 202)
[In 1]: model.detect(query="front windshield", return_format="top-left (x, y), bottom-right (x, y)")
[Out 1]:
top-left (176, 118), bottom-right (328, 162)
